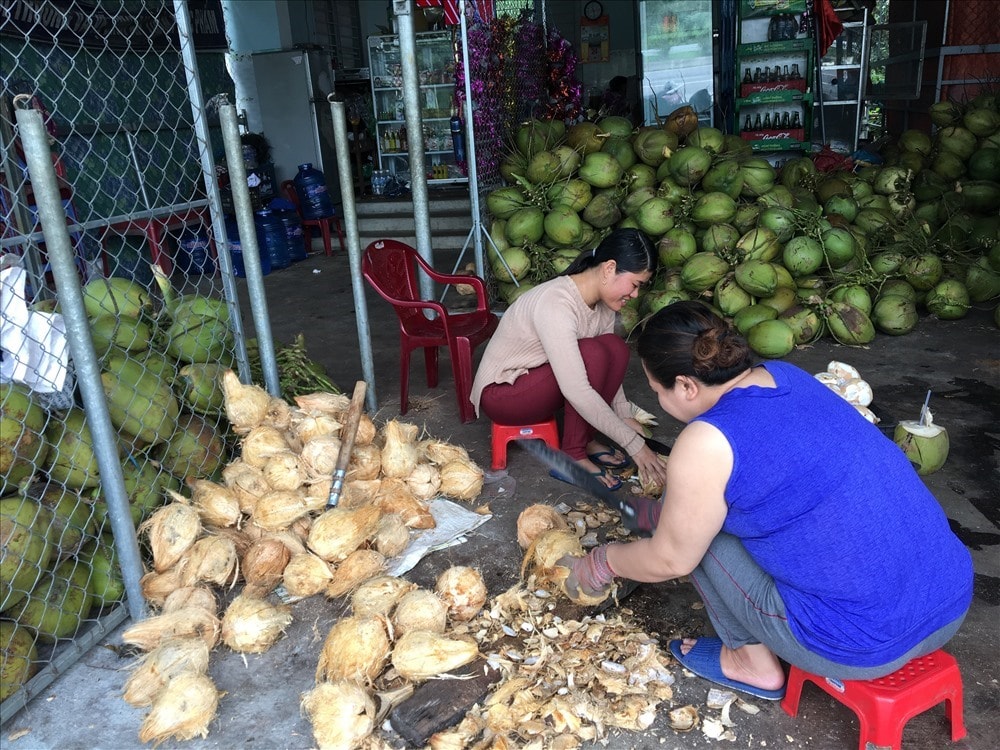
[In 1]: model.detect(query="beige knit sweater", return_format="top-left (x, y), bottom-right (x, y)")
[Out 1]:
top-left (471, 276), bottom-right (644, 457)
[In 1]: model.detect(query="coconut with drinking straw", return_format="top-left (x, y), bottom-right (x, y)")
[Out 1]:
top-left (894, 390), bottom-right (950, 475)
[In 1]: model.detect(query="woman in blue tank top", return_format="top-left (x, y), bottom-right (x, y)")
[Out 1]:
top-left (561, 301), bottom-right (972, 700)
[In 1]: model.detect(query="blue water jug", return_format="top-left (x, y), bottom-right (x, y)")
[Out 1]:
top-left (276, 209), bottom-right (307, 262)
top-left (293, 162), bottom-right (335, 220)
top-left (254, 209), bottom-right (291, 270)
top-left (177, 229), bottom-right (215, 276)
top-left (226, 217), bottom-right (271, 278)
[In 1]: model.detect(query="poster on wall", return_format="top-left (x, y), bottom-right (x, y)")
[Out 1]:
top-left (580, 2), bottom-right (610, 64)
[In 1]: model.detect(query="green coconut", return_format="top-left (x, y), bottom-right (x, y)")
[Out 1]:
top-left (1, 621), bottom-right (38, 702)
top-left (9, 558), bottom-right (93, 642)
top-left (1, 497), bottom-right (56, 612)
top-left (1, 382), bottom-right (50, 494)
top-left (747, 319), bottom-right (795, 358)
top-left (925, 279), bottom-right (970, 320)
top-left (894, 420), bottom-right (949, 475)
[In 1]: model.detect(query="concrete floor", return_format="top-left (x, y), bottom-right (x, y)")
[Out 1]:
top-left (5, 244), bottom-right (999, 750)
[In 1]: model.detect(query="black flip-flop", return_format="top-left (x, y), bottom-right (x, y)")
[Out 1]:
top-left (549, 467), bottom-right (623, 492)
top-left (587, 450), bottom-right (634, 471)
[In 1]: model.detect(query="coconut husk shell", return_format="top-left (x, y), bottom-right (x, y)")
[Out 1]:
top-left (300, 680), bottom-right (375, 750)
top-left (338, 478), bottom-right (382, 510)
top-left (380, 420), bottom-right (420, 478)
top-left (138, 671), bottom-right (220, 743)
top-left (122, 638), bottom-right (211, 707)
top-left (378, 478), bottom-right (435, 530)
top-left (315, 615), bottom-right (390, 684)
top-left (307, 505), bottom-right (381, 563)
top-left (241, 425), bottom-right (290, 469)
top-left (299, 434), bottom-right (342, 478)
top-left (122, 607), bottom-right (221, 651)
top-left (288, 514), bottom-right (312, 543)
top-left (209, 526), bottom-right (254, 559)
top-left (221, 593), bottom-right (292, 653)
top-left (516, 505), bottom-right (569, 550)
top-left (140, 567), bottom-right (184, 607)
top-left (291, 412), bottom-right (342, 446)
top-left (390, 630), bottom-right (480, 682)
top-left (261, 450), bottom-right (306, 492)
top-left (282, 552), bottom-right (334, 598)
top-left (262, 396), bottom-right (293, 433)
top-left (176, 535), bottom-right (239, 588)
top-left (406, 462), bottom-right (442, 502)
top-left (373, 512), bottom-right (410, 558)
top-left (222, 369), bottom-right (271, 434)
top-left (346, 443), bottom-right (381, 481)
top-left (222, 460), bottom-right (270, 514)
top-left (140, 498), bottom-right (202, 573)
top-left (355, 413), bottom-right (377, 446)
top-left (435, 566), bottom-right (488, 622)
top-left (521, 529), bottom-right (584, 585)
top-left (241, 538), bottom-right (291, 597)
top-left (419, 439), bottom-right (470, 466)
top-left (294, 391), bottom-right (351, 416)
top-left (187, 479), bottom-right (241, 528)
top-left (392, 589), bottom-right (448, 636)
top-left (326, 549), bottom-right (385, 598)
top-left (350, 575), bottom-right (416, 618)
top-left (161, 586), bottom-right (217, 615)
top-left (438, 458), bottom-right (485, 502)
top-left (265, 529), bottom-right (308, 556)
top-left (252, 490), bottom-right (325, 532)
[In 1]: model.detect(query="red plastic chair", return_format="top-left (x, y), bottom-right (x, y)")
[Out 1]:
top-left (362, 239), bottom-right (499, 424)
top-left (281, 179), bottom-right (345, 256)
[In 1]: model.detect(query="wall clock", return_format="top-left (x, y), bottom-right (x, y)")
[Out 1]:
top-left (584, 1), bottom-right (604, 21)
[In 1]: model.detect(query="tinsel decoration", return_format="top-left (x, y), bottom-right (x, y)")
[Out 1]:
top-left (540, 29), bottom-right (583, 123)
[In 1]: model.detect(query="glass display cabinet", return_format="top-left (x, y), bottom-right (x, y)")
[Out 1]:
top-left (367, 31), bottom-right (467, 186)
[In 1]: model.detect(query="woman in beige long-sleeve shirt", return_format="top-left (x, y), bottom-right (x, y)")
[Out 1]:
top-left (471, 229), bottom-right (669, 490)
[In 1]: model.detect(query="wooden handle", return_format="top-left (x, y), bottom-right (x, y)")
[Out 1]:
top-left (327, 380), bottom-right (367, 507)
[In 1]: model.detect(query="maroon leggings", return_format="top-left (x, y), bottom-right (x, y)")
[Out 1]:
top-left (479, 333), bottom-right (629, 460)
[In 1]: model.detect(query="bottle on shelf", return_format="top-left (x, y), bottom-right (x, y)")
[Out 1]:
top-left (781, 111), bottom-right (790, 129)
top-left (791, 63), bottom-right (801, 80)
top-left (754, 67), bottom-right (762, 83)
top-left (763, 112), bottom-right (772, 129)
top-left (753, 113), bottom-right (763, 129)
top-left (763, 66), bottom-right (772, 83)
top-left (773, 61), bottom-right (783, 80)
top-left (790, 111), bottom-right (802, 129)
top-left (743, 114), bottom-right (753, 132)
top-left (450, 106), bottom-right (466, 163)
top-left (783, 64), bottom-right (791, 81)
top-left (399, 127), bottom-right (408, 152)
top-left (743, 67), bottom-right (753, 84)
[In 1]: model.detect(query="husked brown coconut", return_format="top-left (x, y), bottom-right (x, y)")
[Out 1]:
top-left (392, 589), bottom-right (448, 636)
top-left (338, 478), bottom-right (382, 510)
top-left (177, 535), bottom-right (238, 588)
top-left (354, 413), bottom-right (377, 446)
top-left (241, 538), bottom-right (291, 597)
top-left (406, 463), bottom-right (442, 501)
top-left (391, 630), bottom-right (480, 682)
top-left (123, 638), bottom-right (211, 707)
top-left (210, 526), bottom-right (254, 559)
top-left (378, 478), bottom-right (435, 530)
top-left (351, 576), bottom-right (416, 618)
top-left (222, 369), bottom-right (270, 434)
top-left (141, 498), bottom-right (201, 572)
top-left (122, 607), bottom-right (221, 651)
top-left (315, 615), bottom-right (390, 684)
top-left (262, 450), bottom-right (307, 492)
top-left (252, 490), bottom-right (325, 532)
top-left (516, 505), bottom-right (569, 549)
top-left (307, 505), bottom-right (381, 563)
top-left (140, 567), bottom-right (184, 607)
top-left (187, 479), bottom-right (241, 528)
top-left (266, 529), bottom-right (308, 556)
top-left (282, 552), bottom-right (334, 598)
top-left (299, 434), bottom-right (342, 478)
top-left (419, 439), bottom-right (470, 466)
top-left (262, 396), bottom-right (293, 433)
top-left (374, 512), bottom-right (410, 558)
top-left (291, 411), bottom-right (342, 445)
top-left (221, 593), bottom-right (293, 653)
top-left (294, 391), bottom-right (350, 416)
top-left (326, 549), bottom-right (386, 598)
top-left (138, 671), bottom-right (220, 743)
top-left (438, 458), bottom-right (484, 501)
top-left (161, 586), bottom-right (216, 615)
top-left (435, 566), bottom-right (487, 622)
top-left (380, 420), bottom-right (420, 477)
top-left (241, 425), bottom-right (290, 469)
top-left (346, 443), bottom-right (381, 481)
top-left (300, 680), bottom-right (375, 750)
top-left (522, 529), bottom-right (608, 606)
top-left (222, 460), bottom-right (270, 514)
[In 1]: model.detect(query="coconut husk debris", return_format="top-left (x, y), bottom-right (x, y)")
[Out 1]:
top-left (121, 376), bottom-right (753, 747)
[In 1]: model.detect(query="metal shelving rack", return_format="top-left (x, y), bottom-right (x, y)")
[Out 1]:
top-left (817, 6), bottom-right (871, 153)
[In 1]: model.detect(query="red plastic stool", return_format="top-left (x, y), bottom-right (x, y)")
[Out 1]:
top-left (491, 419), bottom-right (559, 471)
top-left (781, 650), bottom-right (965, 750)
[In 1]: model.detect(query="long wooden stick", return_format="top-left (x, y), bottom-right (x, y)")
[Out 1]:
top-left (326, 380), bottom-right (368, 508)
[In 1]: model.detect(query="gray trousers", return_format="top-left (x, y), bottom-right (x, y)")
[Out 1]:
top-left (688, 533), bottom-right (967, 680)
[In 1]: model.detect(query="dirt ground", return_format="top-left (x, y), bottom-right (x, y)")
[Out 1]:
top-left (5, 244), bottom-right (999, 750)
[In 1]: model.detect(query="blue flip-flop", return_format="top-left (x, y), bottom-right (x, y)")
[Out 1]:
top-left (549, 467), bottom-right (622, 491)
top-left (669, 637), bottom-right (786, 701)
top-left (587, 449), bottom-right (634, 471)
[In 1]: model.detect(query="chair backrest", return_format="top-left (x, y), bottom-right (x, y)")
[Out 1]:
top-left (362, 240), bottom-right (426, 320)
top-left (280, 180), bottom-right (303, 217)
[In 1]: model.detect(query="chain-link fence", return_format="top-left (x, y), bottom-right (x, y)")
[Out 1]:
top-left (0, 0), bottom-right (277, 720)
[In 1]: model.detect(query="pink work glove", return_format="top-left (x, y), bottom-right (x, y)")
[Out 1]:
top-left (558, 546), bottom-right (617, 603)
top-left (621, 496), bottom-right (662, 536)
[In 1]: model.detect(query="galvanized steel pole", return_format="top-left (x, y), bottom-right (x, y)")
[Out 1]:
top-left (14, 101), bottom-right (147, 622)
top-left (329, 96), bottom-right (378, 413)
top-left (458, 0), bottom-right (485, 279)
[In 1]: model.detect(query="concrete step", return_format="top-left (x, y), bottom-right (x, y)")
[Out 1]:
top-left (353, 187), bottom-right (474, 254)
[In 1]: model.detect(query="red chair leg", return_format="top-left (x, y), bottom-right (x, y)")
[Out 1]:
top-left (399, 343), bottom-right (412, 415)
top-left (320, 222), bottom-right (332, 257)
top-left (780, 666), bottom-right (808, 718)
top-left (450, 336), bottom-right (476, 423)
top-left (424, 346), bottom-right (439, 389)
top-left (333, 217), bottom-right (346, 252)
top-left (302, 226), bottom-right (314, 256)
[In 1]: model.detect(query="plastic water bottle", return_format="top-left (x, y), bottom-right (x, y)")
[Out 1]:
top-left (293, 163), bottom-right (335, 219)
top-left (254, 209), bottom-right (291, 270)
top-left (226, 217), bottom-right (271, 278)
top-left (178, 230), bottom-right (214, 276)
top-left (450, 111), bottom-right (465, 163)
top-left (276, 209), bottom-right (307, 262)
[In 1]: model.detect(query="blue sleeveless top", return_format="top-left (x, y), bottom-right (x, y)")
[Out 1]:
top-left (694, 361), bottom-right (972, 667)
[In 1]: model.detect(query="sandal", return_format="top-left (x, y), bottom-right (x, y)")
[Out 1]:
top-left (587, 449), bottom-right (634, 471)
top-left (549, 467), bottom-right (622, 492)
